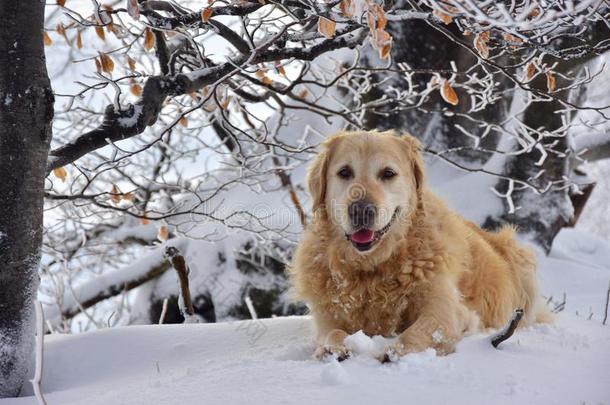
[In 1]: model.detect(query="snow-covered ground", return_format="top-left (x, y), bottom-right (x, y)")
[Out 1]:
top-left (3, 227), bottom-right (609, 405)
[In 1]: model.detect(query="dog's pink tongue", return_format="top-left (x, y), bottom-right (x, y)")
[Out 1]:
top-left (351, 229), bottom-right (375, 244)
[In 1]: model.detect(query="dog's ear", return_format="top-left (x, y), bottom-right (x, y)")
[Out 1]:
top-left (400, 133), bottom-right (425, 208)
top-left (307, 146), bottom-right (331, 215)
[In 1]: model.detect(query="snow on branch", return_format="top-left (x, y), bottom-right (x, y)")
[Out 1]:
top-left (43, 243), bottom-right (179, 327)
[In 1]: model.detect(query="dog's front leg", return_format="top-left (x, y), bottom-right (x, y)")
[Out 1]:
top-left (381, 279), bottom-right (478, 362)
top-left (312, 311), bottom-right (352, 361)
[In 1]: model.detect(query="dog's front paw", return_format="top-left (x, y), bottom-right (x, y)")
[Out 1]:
top-left (378, 343), bottom-right (407, 363)
top-left (314, 344), bottom-right (352, 362)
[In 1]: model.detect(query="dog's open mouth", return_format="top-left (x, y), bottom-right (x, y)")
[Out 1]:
top-left (346, 207), bottom-right (400, 252)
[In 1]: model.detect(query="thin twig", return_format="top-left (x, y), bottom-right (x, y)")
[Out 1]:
top-left (158, 297), bottom-right (169, 325)
top-left (32, 301), bottom-right (48, 405)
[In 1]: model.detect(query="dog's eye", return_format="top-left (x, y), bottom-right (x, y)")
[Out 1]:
top-left (337, 166), bottom-right (353, 179)
top-left (380, 168), bottom-right (397, 180)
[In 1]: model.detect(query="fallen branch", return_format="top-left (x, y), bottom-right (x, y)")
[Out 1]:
top-left (491, 309), bottom-right (524, 348)
top-left (45, 249), bottom-right (171, 327)
top-left (164, 246), bottom-right (196, 321)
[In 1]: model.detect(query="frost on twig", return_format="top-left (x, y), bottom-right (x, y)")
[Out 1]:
top-left (491, 309), bottom-right (524, 348)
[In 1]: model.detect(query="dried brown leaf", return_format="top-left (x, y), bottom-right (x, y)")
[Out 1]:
top-left (433, 9), bottom-right (453, 24)
top-left (144, 28), bottom-right (155, 50)
top-left (158, 225), bottom-right (169, 241)
top-left (370, 5), bottom-right (387, 30)
top-left (57, 0), bottom-right (66, 6)
top-left (440, 80), bottom-right (459, 106)
top-left (111, 184), bottom-right (121, 203)
top-left (127, 55), bottom-right (137, 71)
top-left (76, 30), bottom-right (83, 49)
top-left (53, 167), bottom-right (68, 182)
top-left (339, 0), bottom-right (353, 18)
top-left (318, 17), bottom-right (336, 39)
top-left (525, 61), bottom-right (536, 81)
top-left (95, 26), bottom-right (106, 41)
top-left (57, 23), bottom-right (69, 43)
top-left (474, 32), bottom-right (489, 59)
top-left (130, 84), bottom-right (142, 96)
top-left (43, 32), bottom-right (53, 46)
top-left (202, 7), bottom-right (214, 23)
top-left (546, 71), bottom-right (557, 92)
top-left (99, 53), bottom-right (114, 73)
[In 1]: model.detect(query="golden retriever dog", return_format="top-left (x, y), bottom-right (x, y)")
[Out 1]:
top-left (290, 130), bottom-right (550, 362)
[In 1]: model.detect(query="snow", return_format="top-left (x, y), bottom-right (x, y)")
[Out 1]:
top-left (3, 228), bottom-right (610, 405)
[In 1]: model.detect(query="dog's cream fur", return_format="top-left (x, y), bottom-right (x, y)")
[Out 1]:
top-left (290, 130), bottom-right (550, 360)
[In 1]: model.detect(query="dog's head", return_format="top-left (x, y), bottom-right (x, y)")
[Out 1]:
top-left (307, 130), bottom-right (424, 255)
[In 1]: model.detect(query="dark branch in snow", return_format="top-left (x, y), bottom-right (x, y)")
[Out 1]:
top-left (164, 246), bottom-right (195, 319)
top-left (491, 309), bottom-right (524, 348)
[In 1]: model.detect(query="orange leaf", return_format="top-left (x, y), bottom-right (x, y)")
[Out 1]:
top-left (76, 30), bottom-right (83, 49)
top-left (524, 61), bottom-right (536, 81)
top-left (94, 58), bottom-right (101, 73)
top-left (95, 26), bottom-right (106, 41)
top-left (370, 5), bottom-right (387, 30)
top-left (127, 55), bottom-right (137, 71)
top-left (433, 9), bottom-right (453, 24)
top-left (339, 0), bottom-right (353, 18)
top-left (220, 96), bottom-right (232, 110)
top-left (43, 32), bottom-right (53, 46)
top-left (53, 167), bottom-right (68, 182)
top-left (99, 53), bottom-right (114, 73)
top-left (380, 43), bottom-right (392, 60)
top-left (318, 17), bottom-right (336, 39)
top-left (140, 216), bottom-right (150, 225)
top-left (57, 23), bottom-right (69, 43)
top-left (440, 80), bottom-right (459, 106)
top-left (474, 32), bottom-right (489, 59)
top-left (298, 89), bottom-right (309, 99)
top-left (111, 184), bottom-right (121, 203)
top-left (123, 191), bottom-right (135, 201)
top-left (144, 28), bottom-right (155, 50)
top-left (202, 7), bottom-right (214, 23)
top-left (277, 65), bottom-right (286, 76)
top-left (130, 84), bottom-right (143, 96)
top-left (546, 71), bottom-right (556, 92)
top-left (367, 11), bottom-right (376, 31)
top-left (502, 33), bottom-right (523, 44)
top-left (158, 225), bottom-right (169, 241)
top-left (371, 29), bottom-right (392, 59)
top-left (57, 0), bottom-right (66, 6)
top-left (179, 115), bottom-right (188, 127)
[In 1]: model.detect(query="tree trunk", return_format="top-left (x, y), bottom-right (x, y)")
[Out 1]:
top-left (0, 1), bottom-right (54, 397)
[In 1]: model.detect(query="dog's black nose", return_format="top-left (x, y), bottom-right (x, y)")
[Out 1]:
top-left (349, 200), bottom-right (377, 229)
